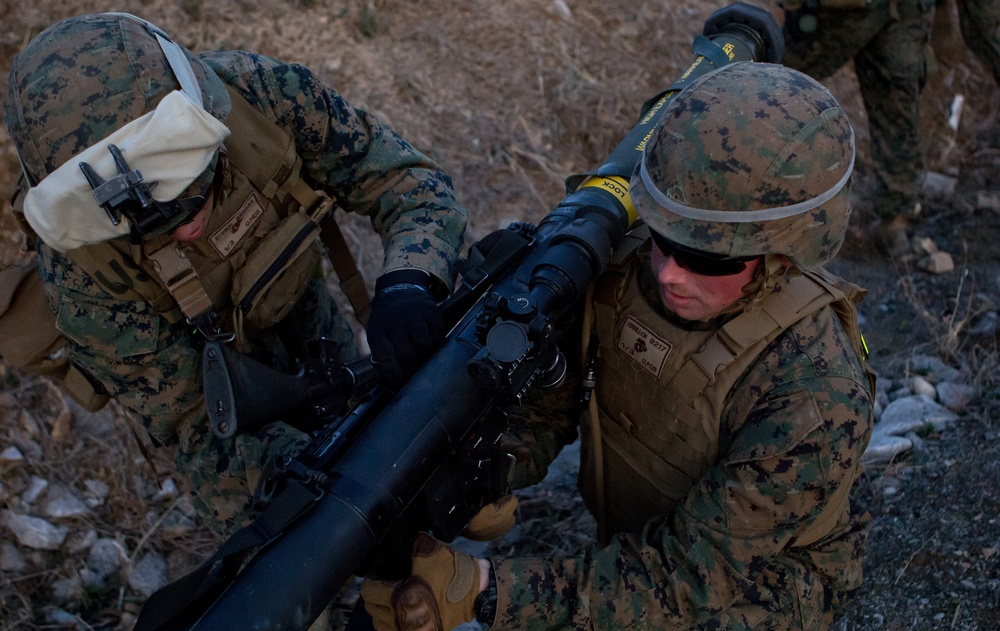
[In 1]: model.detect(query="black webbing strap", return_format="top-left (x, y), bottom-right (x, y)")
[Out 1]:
top-left (133, 480), bottom-right (322, 631)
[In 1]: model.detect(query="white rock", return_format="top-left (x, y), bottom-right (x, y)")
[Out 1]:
top-left (918, 251), bottom-right (955, 274)
top-left (128, 552), bottom-right (169, 597)
top-left (907, 375), bottom-right (937, 399)
top-left (79, 567), bottom-right (105, 589)
top-left (889, 386), bottom-right (912, 401)
top-left (153, 478), bottom-right (179, 502)
top-left (160, 495), bottom-right (198, 537)
top-left (862, 433), bottom-right (913, 466)
top-left (0, 445), bottom-right (24, 463)
top-left (936, 382), bottom-right (978, 413)
top-left (83, 479), bottom-right (110, 501)
top-left (862, 395), bottom-right (961, 465)
top-left (0, 541), bottom-right (27, 572)
top-left (65, 527), bottom-right (98, 555)
top-left (879, 395), bottom-right (961, 434)
top-left (1, 510), bottom-right (68, 550)
top-left (46, 608), bottom-right (78, 625)
top-left (87, 538), bottom-right (125, 578)
top-left (67, 398), bottom-right (117, 439)
top-left (51, 576), bottom-right (81, 603)
top-left (42, 484), bottom-right (90, 519)
top-left (22, 476), bottom-right (49, 505)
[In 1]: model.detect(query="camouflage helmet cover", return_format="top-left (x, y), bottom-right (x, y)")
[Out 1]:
top-left (4, 12), bottom-right (231, 185)
top-left (630, 61), bottom-right (855, 270)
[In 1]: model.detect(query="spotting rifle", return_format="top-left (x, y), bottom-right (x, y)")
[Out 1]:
top-left (136, 4), bottom-right (783, 629)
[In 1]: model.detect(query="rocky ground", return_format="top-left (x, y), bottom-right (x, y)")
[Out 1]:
top-left (1, 0), bottom-right (999, 629)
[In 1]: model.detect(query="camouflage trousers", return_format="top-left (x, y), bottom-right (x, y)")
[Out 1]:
top-left (182, 278), bottom-right (360, 535)
top-left (956, 0), bottom-right (1000, 86)
top-left (783, 0), bottom-right (935, 222)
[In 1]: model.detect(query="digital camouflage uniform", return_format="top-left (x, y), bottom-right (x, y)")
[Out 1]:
top-left (782, 0), bottom-right (935, 222)
top-left (492, 251), bottom-right (874, 630)
top-left (485, 63), bottom-right (874, 630)
top-left (4, 16), bottom-right (467, 535)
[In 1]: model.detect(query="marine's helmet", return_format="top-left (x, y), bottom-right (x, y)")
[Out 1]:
top-left (630, 61), bottom-right (855, 271)
top-left (4, 13), bottom-right (233, 250)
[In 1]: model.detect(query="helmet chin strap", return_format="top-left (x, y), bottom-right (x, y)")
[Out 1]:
top-left (152, 32), bottom-right (204, 108)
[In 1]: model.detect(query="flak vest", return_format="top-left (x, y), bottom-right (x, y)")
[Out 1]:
top-left (579, 229), bottom-right (871, 547)
top-left (64, 85), bottom-right (368, 346)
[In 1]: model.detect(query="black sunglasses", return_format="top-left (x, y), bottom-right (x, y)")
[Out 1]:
top-left (649, 230), bottom-right (757, 277)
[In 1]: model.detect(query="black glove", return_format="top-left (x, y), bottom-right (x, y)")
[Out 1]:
top-left (367, 269), bottom-right (445, 387)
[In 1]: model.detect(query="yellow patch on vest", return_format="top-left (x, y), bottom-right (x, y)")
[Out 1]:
top-left (615, 314), bottom-right (672, 378)
top-left (210, 192), bottom-right (265, 257)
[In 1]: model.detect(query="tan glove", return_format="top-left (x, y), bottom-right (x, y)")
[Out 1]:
top-left (361, 533), bottom-right (481, 631)
top-left (461, 494), bottom-right (519, 542)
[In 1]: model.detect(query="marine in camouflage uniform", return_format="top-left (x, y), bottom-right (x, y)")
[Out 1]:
top-left (3, 14), bottom-right (467, 535)
top-left (361, 63), bottom-right (875, 631)
top-left (782, 0), bottom-right (935, 249)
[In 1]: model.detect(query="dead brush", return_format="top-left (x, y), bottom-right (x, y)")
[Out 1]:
top-left (896, 252), bottom-right (983, 365)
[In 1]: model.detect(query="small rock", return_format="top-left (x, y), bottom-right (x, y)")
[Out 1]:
top-left (913, 237), bottom-right (940, 256)
top-left (153, 478), bottom-right (179, 502)
top-left (46, 608), bottom-right (78, 625)
top-left (51, 576), bottom-right (81, 603)
top-left (42, 484), bottom-right (90, 519)
top-left (918, 251), bottom-right (955, 274)
top-left (907, 375), bottom-right (937, 399)
top-left (128, 552), bottom-right (169, 597)
top-left (975, 190), bottom-right (1000, 213)
top-left (969, 311), bottom-right (999, 336)
top-left (18, 409), bottom-right (43, 439)
top-left (65, 527), bottom-right (98, 555)
top-left (0, 541), bottom-right (27, 572)
top-left (83, 479), bottom-right (110, 502)
top-left (1, 510), bottom-right (68, 550)
top-left (889, 386), bottom-right (912, 401)
top-left (862, 433), bottom-right (913, 466)
top-left (920, 171), bottom-right (958, 202)
top-left (0, 445), bottom-right (24, 463)
top-left (936, 382), bottom-right (978, 413)
top-left (550, 0), bottom-right (572, 21)
top-left (22, 476), bottom-right (49, 505)
top-left (79, 567), bottom-right (105, 589)
top-left (67, 398), bottom-right (117, 439)
top-left (87, 538), bottom-right (125, 579)
top-left (961, 579), bottom-right (977, 590)
top-left (158, 496), bottom-right (200, 538)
